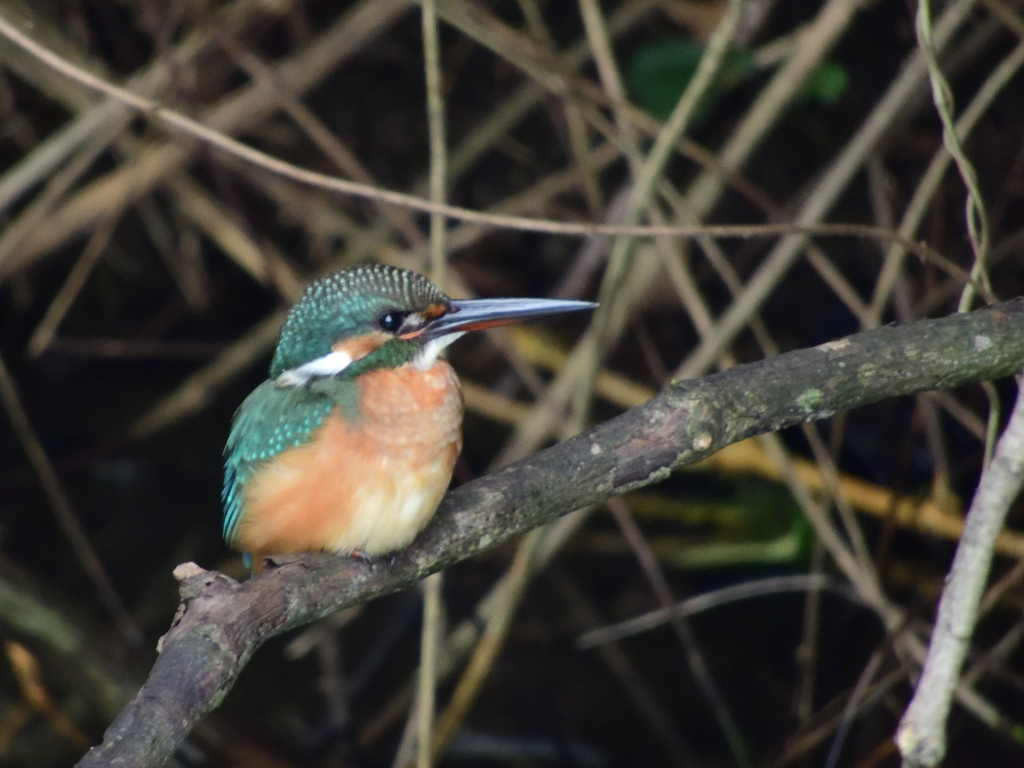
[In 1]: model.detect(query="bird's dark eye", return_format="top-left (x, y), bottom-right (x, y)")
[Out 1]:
top-left (377, 311), bottom-right (407, 334)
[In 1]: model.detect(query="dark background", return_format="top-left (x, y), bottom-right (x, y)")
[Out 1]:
top-left (1, 0), bottom-right (1023, 765)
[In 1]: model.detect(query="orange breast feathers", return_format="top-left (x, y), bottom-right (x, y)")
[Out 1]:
top-left (233, 360), bottom-right (464, 558)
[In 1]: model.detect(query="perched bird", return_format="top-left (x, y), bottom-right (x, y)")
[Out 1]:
top-left (223, 264), bottom-right (595, 566)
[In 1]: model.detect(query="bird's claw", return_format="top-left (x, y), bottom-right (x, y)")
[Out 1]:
top-left (349, 549), bottom-right (374, 565)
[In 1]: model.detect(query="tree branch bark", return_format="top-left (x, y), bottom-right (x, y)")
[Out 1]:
top-left (78, 298), bottom-right (1024, 768)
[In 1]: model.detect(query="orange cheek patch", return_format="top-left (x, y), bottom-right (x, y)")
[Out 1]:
top-left (422, 303), bottom-right (447, 320)
top-left (333, 331), bottom-right (390, 360)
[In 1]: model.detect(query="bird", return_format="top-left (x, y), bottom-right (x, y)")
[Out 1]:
top-left (223, 264), bottom-right (595, 568)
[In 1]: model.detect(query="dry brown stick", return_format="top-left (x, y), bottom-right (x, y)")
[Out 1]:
top-left (0, 130), bottom-right (114, 276)
top-left (0, 11), bottom-right (963, 283)
top-left (0, 0), bottom-right (293, 312)
top-left (127, 312), bottom-right (287, 441)
top-left (576, 0), bottom-right (644, 171)
top-left (768, 669), bottom-right (907, 768)
top-left (136, 197), bottom-right (210, 312)
top-left (962, 616), bottom-right (1024, 688)
top-left (5, 641), bottom-right (92, 752)
top-left (205, 18), bottom-right (427, 248)
top-left (75, 298), bottom-right (1024, 768)
top-left (4, 0), bottom-right (416, 274)
top-left (515, 0), bottom-right (603, 215)
top-left (0, 2), bottom-right (299, 307)
top-left (0, 354), bottom-right (141, 645)
top-left (577, 575), bottom-right (847, 649)
top-left (978, 559), bottom-right (1024, 614)
top-left (579, 0), bottom-right (744, 422)
top-left (167, 175), bottom-right (306, 302)
top-left (796, 542), bottom-right (826, 725)
top-left (0, 0), bottom-right (287, 214)
top-left (417, 2), bottom-right (447, 764)
top-left (914, 224), bottom-right (1023, 317)
top-left (25, 211), bottom-right (122, 358)
top-left (442, 0), bottom-right (661, 181)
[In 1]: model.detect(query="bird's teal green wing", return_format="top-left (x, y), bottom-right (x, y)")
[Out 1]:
top-left (223, 381), bottom-right (335, 543)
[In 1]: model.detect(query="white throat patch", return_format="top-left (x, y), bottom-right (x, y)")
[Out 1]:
top-left (276, 350), bottom-right (354, 388)
top-left (412, 332), bottom-right (464, 371)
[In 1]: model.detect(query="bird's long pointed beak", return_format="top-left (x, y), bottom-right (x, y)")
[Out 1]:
top-left (415, 297), bottom-right (597, 340)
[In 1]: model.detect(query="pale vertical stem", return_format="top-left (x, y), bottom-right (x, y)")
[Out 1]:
top-left (417, 5), bottom-right (447, 767)
top-left (898, 371), bottom-right (1024, 767)
top-left (422, 0), bottom-right (447, 286)
top-left (517, 0), bottom-right (602, 215)
top-left (575, 0), bottom-right (644, 171)
top-left (430, 529), bottom-right (541, 760)
top-left (417, 572), bottom-right (443, 768)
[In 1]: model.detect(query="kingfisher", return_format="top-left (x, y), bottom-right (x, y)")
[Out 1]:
top-left (223, 264), bottom-right (595, 567)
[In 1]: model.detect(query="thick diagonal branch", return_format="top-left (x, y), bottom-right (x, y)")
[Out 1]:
top-left (78, 298), bottom-right (1024, 768)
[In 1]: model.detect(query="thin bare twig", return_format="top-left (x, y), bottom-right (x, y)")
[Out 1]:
top-left (915, 0), bottom-right (991, 311)
top-left (871, 25), bottom-right (1024, 322)
top-left (577, 574), bottom-right (845, 648)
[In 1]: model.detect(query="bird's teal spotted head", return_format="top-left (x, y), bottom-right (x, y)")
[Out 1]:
top-left (270, 265), bottom-right (596, 387)
top-left (270, 265), bottom-right (448, 382)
